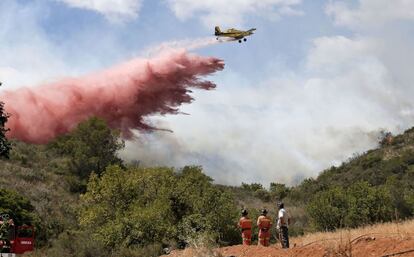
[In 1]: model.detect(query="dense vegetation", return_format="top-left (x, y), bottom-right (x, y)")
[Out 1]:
top-left (235, 131), bottom-right (414, 232)
top-left (0, 100), bottom-right (10, 158)
top-left (0, 189), bottom-right (38, 226)
top-left (1, 115), bottom-right (414, 256)
top-left (79, 165), bottom-right (238, 249)
top-left (292, 130), bottom-right (414, 230)
top-left (50, 117), bottom-right (125, 192)
top-left (306, 181), bottom-right (394, 230)
top-left (2, 141), bottom-right (78, 246)
top-left (4, 118), bottom-right (240, 256)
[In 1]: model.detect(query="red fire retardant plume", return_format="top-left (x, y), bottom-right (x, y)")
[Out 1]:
top-left (2, 49), bottom-right (224, 144)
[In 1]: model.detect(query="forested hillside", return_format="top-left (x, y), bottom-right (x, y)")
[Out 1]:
top-left (0, 118), bottom-right (414, 256)
top-left (292, 129), bottom-right (414, 229)
top-left (233, 129), bottom-right (414, 233)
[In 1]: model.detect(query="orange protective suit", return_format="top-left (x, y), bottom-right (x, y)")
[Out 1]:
top-left (257, 215), bottom-right (272, 246)
top-left (238, 216), bottom-right (252, 245)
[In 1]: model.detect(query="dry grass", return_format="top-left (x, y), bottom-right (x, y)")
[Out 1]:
top-left (292, 219), bottom-right (414, 251)
top-left (172, 247), bottom-right (223, 257)
top-left (170, 235), bottom-right (224, 257)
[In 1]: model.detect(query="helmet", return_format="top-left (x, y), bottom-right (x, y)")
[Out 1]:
top-left (277, 202), bottom-right (284, 209)
top-left (261, 208), bottom-right (268, 215)
top-left (241, 209), bottom-right (248, 216)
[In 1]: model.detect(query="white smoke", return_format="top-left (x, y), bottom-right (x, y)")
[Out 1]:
top-left (122, 2), bottom-right (414, 186)
top-left (141, 37), bottom-right (235, 57)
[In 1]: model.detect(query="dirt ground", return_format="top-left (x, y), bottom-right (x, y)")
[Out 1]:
top-left (163, 236), bottom-right (414, 257)
top-left (163, 220), bottom-right (414, 257)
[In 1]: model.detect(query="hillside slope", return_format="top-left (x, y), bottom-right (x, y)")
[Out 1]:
top-left (0, 141), bottom-right (78, 245)
top-left (220, 128), bottom-right (414, 238)
top-left (287, 128), bottom-right (414, 227)
top-left (2, 126), bottom-right (414, 256)
top-left (297, 128), bottom-right (414, 194)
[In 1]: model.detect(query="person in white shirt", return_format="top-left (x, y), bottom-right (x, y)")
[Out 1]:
top-left (276, 202), bottom-right (290, 248)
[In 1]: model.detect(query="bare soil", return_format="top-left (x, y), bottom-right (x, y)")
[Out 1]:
top-left (164, 236), bottom-right (414, 257)
top-left (163, 220), bottom-right (414, 257)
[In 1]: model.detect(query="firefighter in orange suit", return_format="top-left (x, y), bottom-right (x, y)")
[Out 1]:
top-left (257, 208), bottom-right (272, 246)
top-left (238, 209), bottom-right (252, 245)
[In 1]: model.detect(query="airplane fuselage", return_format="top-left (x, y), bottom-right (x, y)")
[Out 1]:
top-left (214, 26), bottom-right (256, 43)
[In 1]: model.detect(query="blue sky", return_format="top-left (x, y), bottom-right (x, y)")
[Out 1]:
top-left (2, 0), bottom-right (414, 185)
top-left (4, 0), bottom-right (340, 75)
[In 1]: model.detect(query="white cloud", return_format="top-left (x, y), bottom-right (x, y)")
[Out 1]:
top-left (327, 0), bottom-right (414, 28)
top-left (57, 0), bottom-right (142, 21)
top-left (0, 1), bottom-right (127, 90)
top-left (165, 0), bottom-right (303, 27)
top-left (0, 2), bottom-right (70, 89)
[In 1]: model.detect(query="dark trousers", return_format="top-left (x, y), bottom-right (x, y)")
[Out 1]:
top-left (279, 226), bottom-right (289, 248)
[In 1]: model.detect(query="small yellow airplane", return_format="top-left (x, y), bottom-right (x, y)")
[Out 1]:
top-left (215, 26), bottom-right (256, 43)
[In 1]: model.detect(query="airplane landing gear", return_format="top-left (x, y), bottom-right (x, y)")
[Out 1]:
top-left (238, 40), bottom-right (242, 43)
top-left (243, 38), bottom-right (247, 42)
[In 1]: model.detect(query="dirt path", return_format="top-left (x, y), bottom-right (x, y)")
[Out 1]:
top-left (163, 236), bottom-right (414, 257)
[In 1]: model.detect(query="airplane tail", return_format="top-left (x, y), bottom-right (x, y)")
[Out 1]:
top-left (248, 28), bottom-right (256, 33)
top-left (215, 26), bottom-right (221, 36)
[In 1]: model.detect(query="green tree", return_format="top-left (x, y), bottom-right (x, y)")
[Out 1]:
top-left (0, 189), bottom-right (38, 226)
top-left (344, 182), bottom-right (393, 227)
top-left (79, 165), bottom-right (239, 250)
top-left (253, 189), bottom-right (271, 202)
top-left (306, 186), bottom-right (347, 231)
top-left (174, 166), bottom-right (239, 245)
top-left (0, 189), bottom-right (39, 252)
top-left (307, 182), bottom-right (394, 231)
top-left (0, 100), bottom-right (10, 159)
top-left (270, 183), bottom-right (290, 201)
top-left (241, 183), bottom-right (264, 192)
top-left (385, 176), bottom-right (413, 218)
top-left (240, 182), bottom-right (271, 202)
top-left (51, 117), bottom-right (125, 180)
top-left (406, 191), bottom-right (414, 214)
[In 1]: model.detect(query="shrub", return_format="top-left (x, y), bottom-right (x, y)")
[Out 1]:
top-left (0, 189), bottom-right (38, 226)
top-left (50, 117), bottom-right (125, 180)
top-left (78, 165), bottom-right (239, 251)
top-left (306, 187), bottom-right (347, 231)
top-left (307, 182), bottom-right (394, 231)
top-left (269, 183), bottom-right (290, 201)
